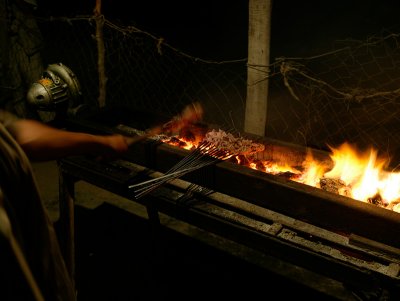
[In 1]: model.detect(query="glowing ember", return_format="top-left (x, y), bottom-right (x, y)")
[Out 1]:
top-left (163, 136), bottom-right (196, 150)
top-left (161, 130), bottom-right (400, 213)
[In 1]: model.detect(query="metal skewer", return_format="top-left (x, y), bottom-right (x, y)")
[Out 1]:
top-left (131, 140), bottom-right (235, 199)
top-left (133, 157), bottom-right (219, 198)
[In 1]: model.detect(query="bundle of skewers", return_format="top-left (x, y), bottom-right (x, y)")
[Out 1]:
top-left (126, 102), bottom-right (237, 199)
top-left (129, 140), bottom-right (235, 199)
top-left (126, 102), bottom-right (265, 200)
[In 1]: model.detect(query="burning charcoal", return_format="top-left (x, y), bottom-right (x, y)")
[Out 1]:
top-left (179, 124), bottom-right (208, 144)
top-left (367, 193), bottom-right (384, 207)
top-left (163, 136), bottom-right (189, 148)
top-left (277, 171), bottom-right (296, 179)
top-left (236, 154), bottom-right (250, 166)
top-left (319, 177), bottom-right (351, 197)
top-left (255, 160), bottom-right (265, 171)
top-left (169, 137), bottom-right (181, 143)
top-left (178, 140), bottom-right (189, 148)
top-left (288, 173), bottom-right (302, 181)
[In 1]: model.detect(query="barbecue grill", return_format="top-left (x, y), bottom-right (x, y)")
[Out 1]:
top-left (56, 108), bottom-right (400, 299)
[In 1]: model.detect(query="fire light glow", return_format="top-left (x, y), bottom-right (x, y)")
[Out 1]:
top-left (162, 135), bottom-right (400, 213)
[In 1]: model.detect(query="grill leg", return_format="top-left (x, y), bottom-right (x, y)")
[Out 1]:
top-left (58, 171), bottom-right (76, 292)
top-left (146, 204), bottom-right (160, 225)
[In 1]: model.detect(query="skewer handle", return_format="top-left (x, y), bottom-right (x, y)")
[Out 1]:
top-left (124, 133), bottom-right (151, 146)
top-left (124, 125), bottom-right (162, 146)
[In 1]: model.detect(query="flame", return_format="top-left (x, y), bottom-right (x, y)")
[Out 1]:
top-left (300, 150), bottom-right (326, 187)
top-left (162, 132), bottom-right (400, 213)
top-left (297, 142), bottom-right (400, 211)
top-left (323, 143), bottom-right (390, 202)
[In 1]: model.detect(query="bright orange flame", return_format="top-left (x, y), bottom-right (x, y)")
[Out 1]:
top-left (296, 142), bottom-right (400, 211)
top-left (162, 135), bottom-right (400, 212)
top-left (324, 143), bottom-right (390, 202)
top-left (299, 150), bottom-right (326, 187)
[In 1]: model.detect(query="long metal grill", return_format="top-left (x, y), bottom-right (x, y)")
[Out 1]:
top-left (129, 141), bottom-right (235, 199)
top-left (57, 115), bottom-right (400, 299)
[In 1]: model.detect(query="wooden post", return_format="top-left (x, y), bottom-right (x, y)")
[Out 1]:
top-left (94, 0), bottom-right (107, 108)
top-left (244, 0), bottom-right (272, 136)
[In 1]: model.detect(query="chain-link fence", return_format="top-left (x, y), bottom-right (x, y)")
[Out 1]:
top-left (33, 12), bottom-right (400, 164)
top-left (37, 16), bottom-right (247, 131)
top-left (267, 33), bottom-right (400, 163)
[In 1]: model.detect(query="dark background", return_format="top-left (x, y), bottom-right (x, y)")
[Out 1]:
top-left (37, 0), bottom-right (400, 59)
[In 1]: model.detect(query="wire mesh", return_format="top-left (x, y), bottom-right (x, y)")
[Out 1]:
top-left (35, 14), bottom-right (400, 164)
top-left (37, 17), bottom-right (247, 131)
top-left (266, 33), bottom-right (400, 163)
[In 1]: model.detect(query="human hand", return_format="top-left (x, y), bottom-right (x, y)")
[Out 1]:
top-left (105, 134), bottom-right (130, 154)
top-left (95, 134), bottom-right (129, 161)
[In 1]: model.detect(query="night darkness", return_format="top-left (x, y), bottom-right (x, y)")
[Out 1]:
top-left (37, 0), bottom-right (400, 60)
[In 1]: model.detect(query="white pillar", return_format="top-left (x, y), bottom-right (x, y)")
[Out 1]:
top-left (244, 0), bottom-right (272, 136)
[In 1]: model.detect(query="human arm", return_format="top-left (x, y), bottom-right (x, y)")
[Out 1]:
top-left (6, 119), bottom-right (129, 161)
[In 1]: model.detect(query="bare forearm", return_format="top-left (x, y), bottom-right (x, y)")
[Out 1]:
top-left (8, 119), bottom-right (128, 161)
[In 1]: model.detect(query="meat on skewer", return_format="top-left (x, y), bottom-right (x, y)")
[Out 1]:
top-left (125, 102), bottom-right (204, 145)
